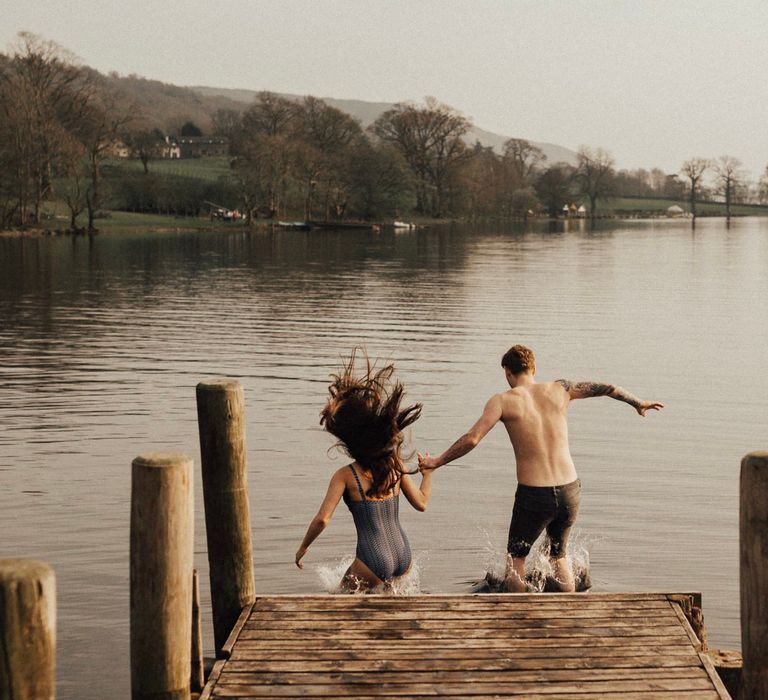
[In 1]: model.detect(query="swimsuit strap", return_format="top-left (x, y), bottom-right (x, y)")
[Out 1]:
top-left (347, 464), bottom-right (367, 501)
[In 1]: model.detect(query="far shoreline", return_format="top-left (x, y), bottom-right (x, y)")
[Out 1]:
top-left (3, 207), bottom-right (767, 238)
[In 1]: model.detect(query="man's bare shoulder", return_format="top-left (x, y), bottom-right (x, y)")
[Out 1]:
top-left (534, 381), bottom-right (572, 406)
top-left (551, 379), bottom-right (572, 392)
top-left (498, 388), bottom-right (525, 402)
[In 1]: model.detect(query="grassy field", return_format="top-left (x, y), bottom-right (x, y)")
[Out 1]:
top-left (106, 157), bottom-right (232, 182)
top-left (37, 203), bottom-right (249, 231)
top-left (95, 210), bottom-right (246, 229)
top-left (608, 196), bottom-right (768, 217)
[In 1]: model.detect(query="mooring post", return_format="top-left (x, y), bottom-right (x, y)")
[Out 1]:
top-left (0, 559), bottom-right (56, 700)
top-left (130, 454), bottom-right (194, 700)
top-left (196, 380), bottom-right (255, 656)
top-left (740, 451), bottom-right (768, 699)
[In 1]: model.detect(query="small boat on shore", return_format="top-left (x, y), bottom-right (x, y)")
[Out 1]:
top-left (277, 221), bottom-right (311, 230)
top-left (393, 220), bottom-right (416, 229)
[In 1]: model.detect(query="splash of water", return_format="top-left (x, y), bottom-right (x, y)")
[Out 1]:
top-left (475, 527), bottom-right (596, 593)
top-left (313, 552), bottom-right (427, 595)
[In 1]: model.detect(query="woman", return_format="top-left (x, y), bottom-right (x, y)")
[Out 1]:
top-left (295, 350), bottom-right (432, 591)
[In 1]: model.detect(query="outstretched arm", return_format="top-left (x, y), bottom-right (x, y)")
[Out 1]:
top-left (556, 379), bottom-right (664, 416)
top-left (295, 470), bottom-right (346, 569)
top-left (418, 395), bottom-right (503, 470)
top-left (399, 470), bottom-right (432, 512)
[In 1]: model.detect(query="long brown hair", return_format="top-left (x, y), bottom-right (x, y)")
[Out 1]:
top-left (320, 349), bottom-right (421, 498)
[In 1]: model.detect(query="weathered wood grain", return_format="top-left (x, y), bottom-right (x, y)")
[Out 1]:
top-left (231, 638), bottom-right (694, 654)
top-left (0, 559), bottom-right (56, 700)
top-left (201, 593), bottom-right (728, 698)
top-left (229, 645), bottom-right (696, 662)
top-left (130, 453), bottom-right (193, 700)
top-left (216, 667), bottom-right (708, 685)
top-left (197, 380), bottom-right (255, 657)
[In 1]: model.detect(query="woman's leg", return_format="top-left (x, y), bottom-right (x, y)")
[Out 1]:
top-left (340, 557), bottom-right (383, 593)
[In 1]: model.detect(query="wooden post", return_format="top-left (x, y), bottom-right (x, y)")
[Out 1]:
top-left (196, 380), bottom-right (255, 656)
top-left (130, 453), bottom-right (193, 700)
top-left (740, 451), bottom-right (768, 699)
top-left (190, 570), bottom-right (204, 693)
top-left (0, 559), bottom-right (56, 700)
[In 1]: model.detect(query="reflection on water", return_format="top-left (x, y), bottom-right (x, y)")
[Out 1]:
top-left (1, 218), bottom-right (767, 698)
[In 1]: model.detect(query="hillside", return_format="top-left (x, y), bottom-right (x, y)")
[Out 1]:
top-left (191, 85), bottom-right (578, 165)
top-left (100, 74), bottom-right (248, 133)
top-left (78, 69), bottom-right (578, 165)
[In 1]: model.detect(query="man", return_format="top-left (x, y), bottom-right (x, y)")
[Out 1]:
top-left (418, 344), bottom-right (664, 592)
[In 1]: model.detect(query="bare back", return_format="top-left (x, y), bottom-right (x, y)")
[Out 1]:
top-left (499, 381), bottom-right (576, 486)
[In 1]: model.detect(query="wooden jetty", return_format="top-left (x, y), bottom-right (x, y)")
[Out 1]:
top-left (200, 591), bottom-right (729, 699)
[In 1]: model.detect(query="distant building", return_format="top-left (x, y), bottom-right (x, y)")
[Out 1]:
top-left (108, 139), bottom-right (130, 158)
top-left (178, 137), bottom-right (229, 158)
top-left (666, 204), bottom-right (686, 218)
top-left (161, 136), bottom-right (181, 159)
top-left (562, 202), bottom-right (585, 218)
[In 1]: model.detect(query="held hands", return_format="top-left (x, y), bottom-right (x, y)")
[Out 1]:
top-left (417, 452), bottom-right (440, 472)
top-left (295, 546), bottom-right (307, 570)
top-left (636, 400), bottom-right (665, 417)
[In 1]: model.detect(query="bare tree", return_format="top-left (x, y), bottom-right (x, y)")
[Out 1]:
top-left (758, 166), bottom-right (768, 204)
top-left (713, 155), bottom-right (744, 222)
top-left (459, 144), bottom-right (500, 219)
top-left (231, 132), bottom-right (293, 221)
top-left (295, 97), bottom-right (363, 219)
top-left (241, 92), bottom-right (296, 137)
top-left (373, 97), bottom-right (471, 216)
top-left (59, 131), bottom-right (88, 230)
top-left (291, 141), bottom-right (325, 221)
top-left (211, 108), bottom-right (242, 141)
top-left (0, 32), bottom-right (90, 225)
top-left (123, 125), bottom-right (164, 173)
top-left (503, 138), bottom-right (546, 182)
top-left (77, 88), bottom-right (131, 230)
top-left (234, 93), bottom-right (302, 218)
top-left (575, 147), bottom-right (615, 219)
top-left (680, 158), bottom-right (710, 220)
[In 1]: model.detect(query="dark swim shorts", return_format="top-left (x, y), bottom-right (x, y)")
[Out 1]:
top-left (507, 479), bottom-right (581, 559)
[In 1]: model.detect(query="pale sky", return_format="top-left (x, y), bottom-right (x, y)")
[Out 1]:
top-left (4, 0), bottom-right (768, 178)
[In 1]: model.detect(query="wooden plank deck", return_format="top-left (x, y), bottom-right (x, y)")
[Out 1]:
top-left (200, 593), bottom-right (731, 699)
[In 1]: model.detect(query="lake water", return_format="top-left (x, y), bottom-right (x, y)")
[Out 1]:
top-left (1, 218), bottom-right (766, 698)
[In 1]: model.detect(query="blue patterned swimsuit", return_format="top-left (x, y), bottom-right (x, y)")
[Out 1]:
top-left (343, 464), bottom-right (412, 581)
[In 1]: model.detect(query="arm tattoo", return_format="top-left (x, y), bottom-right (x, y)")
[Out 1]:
top-left (576, 381), bottom-right (615, 397)
top-left (557, 379), bottom-right (642, 409)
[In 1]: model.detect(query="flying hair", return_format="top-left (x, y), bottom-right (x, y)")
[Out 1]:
top-left (320, 348), bottom-right (422, 497)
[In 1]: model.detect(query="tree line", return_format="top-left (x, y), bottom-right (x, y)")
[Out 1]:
top-left (2, 33), bottom-right (766, 231)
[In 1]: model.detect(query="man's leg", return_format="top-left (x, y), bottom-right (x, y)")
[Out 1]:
top-left (550, 555), bottom-right (575, 592)
top-left (505, 485), bottom-right (551, 592)
top-left (546, 480), bottom-right (581, 592)
top-left (503, 555), bottom-right (527, 592)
